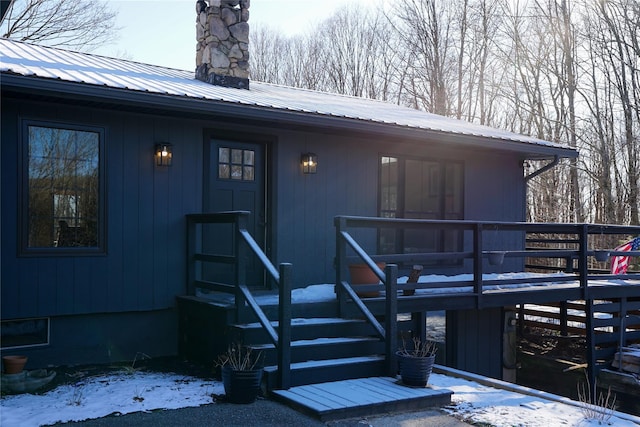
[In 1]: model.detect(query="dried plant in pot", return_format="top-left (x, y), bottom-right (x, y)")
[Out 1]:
top-left (214, 343), bottom-right (263, 404)
top-left (396, 337), bottom-right (437, 387)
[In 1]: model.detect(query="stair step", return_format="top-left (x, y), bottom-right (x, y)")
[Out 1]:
top-left (238, 300), bottom-right (340, 323)
top-left (263, 355), bottom-right (387, 389)
top-left (228, 317), bottom-right (378, 344)
top-left (270, 376), bottom-right (453, 422)
top-left (250, 336), bottom-right (384, 364)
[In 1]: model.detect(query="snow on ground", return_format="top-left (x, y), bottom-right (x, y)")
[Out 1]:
top-left (430, 372), bottom-right (639, 427)
top-left (0, 371), bottom-right (223, 427)
top-left (2, 369), bottom-right (639, 427)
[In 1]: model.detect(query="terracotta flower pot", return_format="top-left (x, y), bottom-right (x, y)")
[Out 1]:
top-left (348, 262), bottom-right (385, 298)
top-left (2, 355), bottom-right (28, 374)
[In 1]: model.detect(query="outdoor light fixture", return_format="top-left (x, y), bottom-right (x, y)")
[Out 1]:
top-left (155, 143), bottom-right (173, 166)
top-left (301, 152), bottom-right (317, 174)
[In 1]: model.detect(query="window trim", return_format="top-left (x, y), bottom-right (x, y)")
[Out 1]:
top-left (19, 119), bottom-right (107, 256)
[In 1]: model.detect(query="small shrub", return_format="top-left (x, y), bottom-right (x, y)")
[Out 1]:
top-left (213, 342), bottom-right (262, 371)
top-left (398, 336), bottom-right (437, 357)
top-left (116, 352), bottom-right (152, 374)
top-left (577, 374), bottom-right (616, 424)
top-left (67, 384), bottom-right (84, 406)
top-left (133, 386), bottom-right (145, 402)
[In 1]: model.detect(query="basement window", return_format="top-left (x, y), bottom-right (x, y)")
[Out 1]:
top-left (21, 121), bottom-right (105, 254)
top-left (1, 318), bottom-right (50, 349)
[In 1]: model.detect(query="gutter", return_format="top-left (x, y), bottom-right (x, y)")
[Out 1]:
top-left (524, 155), bottom-right (561, 181)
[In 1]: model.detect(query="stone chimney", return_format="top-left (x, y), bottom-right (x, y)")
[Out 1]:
top-left (195, 0), bottom-right (250, 89)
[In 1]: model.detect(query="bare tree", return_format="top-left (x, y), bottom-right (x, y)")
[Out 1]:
top-left (249, 0), bottom-right (639, 226)
top-left (319, 7), bottom-right (395, 98)
top-left (590, 0), bottom-right (639, 224)
top-left (249, 25), bottom-right (288, 84)
top-left (394, 0), bottom-right (454, 115)
top-left (1, 0), bottom-right (119, 51)
top-left (456, 0), bottom-right (502, 125)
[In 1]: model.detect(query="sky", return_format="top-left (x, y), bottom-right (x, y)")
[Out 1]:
top-left (95, 0), bottom-right (367, 71)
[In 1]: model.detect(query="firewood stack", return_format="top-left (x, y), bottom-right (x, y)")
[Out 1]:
top-left (611, 345), bottom-right (640, 374)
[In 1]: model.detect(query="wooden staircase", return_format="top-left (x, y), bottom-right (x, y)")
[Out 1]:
top-left (177, 294), bottom-right (391, 391)
top-left (183, 212), bottom-right (402, 392)
top-left (227, 316), bottom-right (388, 389)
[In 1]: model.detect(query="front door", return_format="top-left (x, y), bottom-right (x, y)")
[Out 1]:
top-left (204, 139), bottom-right (266, 287)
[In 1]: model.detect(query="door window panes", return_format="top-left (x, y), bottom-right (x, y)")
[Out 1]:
top-left (218, 147), bottom-right (255, 181)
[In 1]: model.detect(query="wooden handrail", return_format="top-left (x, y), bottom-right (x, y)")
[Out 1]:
top-left (239, 229), bottom-right (280, 283)
top-left (335, 217), bottom-right (400, 377)
top-left (186, 211), bottom-right (292, 389)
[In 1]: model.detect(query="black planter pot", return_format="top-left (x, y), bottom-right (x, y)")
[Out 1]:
top-left (396, 352), bottom-right (435, 387)
top-left (221, 366), bottom-right (263, 404)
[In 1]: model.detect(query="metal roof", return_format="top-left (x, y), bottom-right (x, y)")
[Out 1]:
top-left (0, 38), bottom-right (577, 158)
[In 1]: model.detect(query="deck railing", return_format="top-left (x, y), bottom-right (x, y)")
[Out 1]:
top-left (335, 216), bottom-right (640, 395)
top-left (186, 213), bottom-right (639, 391)
top-left (335, 216), bottom-right (640, 302)
top-left (186, 211), bottom-right (292, 389)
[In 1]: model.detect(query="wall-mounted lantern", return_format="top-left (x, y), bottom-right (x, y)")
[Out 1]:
top-left (155, 143), bottom-right (173, 166)
top-left (301, 152), bottom-right (317, 174)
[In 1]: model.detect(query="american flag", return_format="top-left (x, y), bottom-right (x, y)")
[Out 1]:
top-left (610, 237), bottom-right (640, 275)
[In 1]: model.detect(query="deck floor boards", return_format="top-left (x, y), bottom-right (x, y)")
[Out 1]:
top-left (270, 376), bottom-right (452, 421)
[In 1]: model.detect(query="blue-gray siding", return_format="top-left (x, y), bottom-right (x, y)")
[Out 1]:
top-left (2, 98), bottom-right (529, 320)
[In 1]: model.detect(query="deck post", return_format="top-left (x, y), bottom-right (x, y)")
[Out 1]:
top-left (517, 304), bottom-right (525, 337)
top-left (559, 301), bottom-right (568, 336)
top-left (278, 263), bottom-right (293, 389)
top-left (235, 212), bottom-right (249, 322)
top-left (473, 223), bottom-right (484, 308)
top-left (335, 216), bottom-right (348, 317)
top-left (186, 215), bottom-right (197, 296)
top-left (579, 224), bottom-right (589, 300)
top-left (412, 312), bottom-right (427, 345)
top-left (618, 297), bottom-right (628, 358)
top-left (384, 264), bottom-right (398, 377)
top-left (564, 256), bottom-right (574, 273)
top-left (584, 298), bottom-right (596, 400)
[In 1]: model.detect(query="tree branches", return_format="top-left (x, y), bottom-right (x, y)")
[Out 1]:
top-left (1, 0), bottom-right (119, 51)
top-left (250, 0), bottom-right (639, 225)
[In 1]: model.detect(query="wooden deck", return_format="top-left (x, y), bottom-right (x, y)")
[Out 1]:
top-left (269, 376), bottom-right (452, 421)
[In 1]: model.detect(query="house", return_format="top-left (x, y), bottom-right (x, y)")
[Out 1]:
top-left (1, 2), bottom-right (587, 377)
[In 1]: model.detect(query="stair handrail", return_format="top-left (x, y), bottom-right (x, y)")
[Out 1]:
top-left (187, 211), bottom-right (292, 389)
top-left (233, 212), bottom-right (292, 389)
top-left (335, 216), bottom-right (398, 377)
